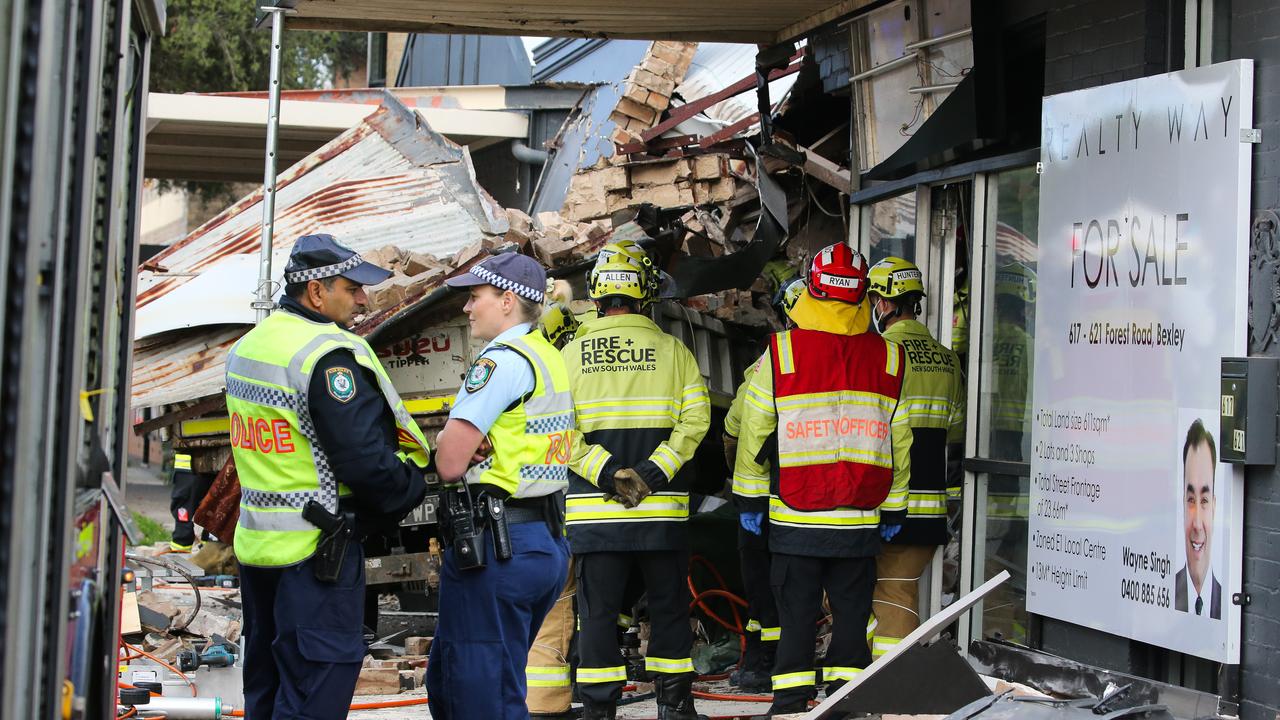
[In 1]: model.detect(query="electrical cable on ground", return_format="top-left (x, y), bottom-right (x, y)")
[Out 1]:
top-left (121, 641), bottom-right (197, 697)
top-left (126, 554), bottom-right (203, 632)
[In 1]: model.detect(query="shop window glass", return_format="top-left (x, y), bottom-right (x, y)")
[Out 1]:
top-left (971, 165), bottom-right (1038, 646)
top-left (867, 192), bottom-right (916, 264)
top-left (976, 473), bottom-right (1031, 644)
top-left (980, 167), bottom-right (1038, 462)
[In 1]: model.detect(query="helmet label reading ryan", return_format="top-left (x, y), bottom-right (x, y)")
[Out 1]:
top-left (819, 273), bottom-right (861, 289)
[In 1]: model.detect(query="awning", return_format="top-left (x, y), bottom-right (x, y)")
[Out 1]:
top-left (270, 0), bottom-right (878, 44)
top-left (145, 91), bottom-right (531, 182)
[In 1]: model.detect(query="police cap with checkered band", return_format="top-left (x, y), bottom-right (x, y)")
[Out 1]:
top-left (444, 252), bottom-right (547, 303)
top-left (283, 234), bottom-right (394, 286)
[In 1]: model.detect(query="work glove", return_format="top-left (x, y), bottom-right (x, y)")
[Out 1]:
top-left (611, 468), bottom-right (651, 509)
top-left (879, 522), bottom-right (902, 542)
top-left (722, 433), bottom-right (738, 471)
top-left (740, 511), bottom-right (764, 536)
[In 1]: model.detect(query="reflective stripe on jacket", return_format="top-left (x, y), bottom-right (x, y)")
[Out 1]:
top-left (733, 330), bottom-right (906, 558)
top-left (881, 319), bottom-right (964, 546)
top-left (226, 310), bottom-right (430, 567)
top-left (464, 331), bottom-right (575, 499)
top-left (562, 313), bottom-right (710, 553)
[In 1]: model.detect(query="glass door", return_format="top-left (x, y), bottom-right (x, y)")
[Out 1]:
top-left (962, 166), bottom-right (1039, 647)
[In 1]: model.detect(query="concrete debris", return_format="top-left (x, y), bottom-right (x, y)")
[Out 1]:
top-left (352, 210), bottom-right (614, 317)
top-left (404, 637), bottom-right (432, 656)
top-left (183, 612), bottom-right (241, 645)
top-left (563, 155), bottom-right (741, 222)
top-left (354, 667), bottom-right (402, 696)
top-left (136, 591), bottom-right (182, 633)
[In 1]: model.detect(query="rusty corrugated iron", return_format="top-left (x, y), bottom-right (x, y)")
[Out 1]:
top-left (134, 94), bottom-right (508, 338)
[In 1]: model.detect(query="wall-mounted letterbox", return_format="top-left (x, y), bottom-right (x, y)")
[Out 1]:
top-left (1220, 356), bottom-right (1278, 465)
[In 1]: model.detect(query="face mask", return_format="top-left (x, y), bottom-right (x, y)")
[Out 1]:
top-left (872, 299), bottom-right (893, 334)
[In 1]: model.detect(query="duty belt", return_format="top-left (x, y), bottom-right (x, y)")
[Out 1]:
top-left (504, 504), bottom-right (547, 525)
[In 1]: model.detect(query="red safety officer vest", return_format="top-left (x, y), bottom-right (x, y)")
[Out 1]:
top-left (769, 328), bottom-right (905, 511)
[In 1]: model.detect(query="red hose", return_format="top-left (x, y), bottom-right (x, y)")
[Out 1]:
top-left (693, 690), bottom-right (773, 703)
top-left (686, 554), bottom-right (755, 678)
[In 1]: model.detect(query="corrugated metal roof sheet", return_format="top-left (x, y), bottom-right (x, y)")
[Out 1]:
top-left (135, 95), bottom-right (508, 340)
top-left (132, 327), bottom-right (244, 409)
top-left (675, 42), bottom-right (801, 128)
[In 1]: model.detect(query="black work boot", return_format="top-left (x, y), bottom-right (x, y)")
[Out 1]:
top-left (582, 699), bottom-right (617, 720)
top-left (750, 699), bottom-right (809, 719)
top-left (655, 674), bottom-right (704, 720)
top-left (732, 633), bottom-right (761, 687)
top-left (736, 642), bottom-right (775, 693)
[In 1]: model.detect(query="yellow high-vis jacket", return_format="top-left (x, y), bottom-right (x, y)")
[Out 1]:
top-left (563, 313), bottom-right (710, 553)
top-left (881, 319), bottom-right (964, 546)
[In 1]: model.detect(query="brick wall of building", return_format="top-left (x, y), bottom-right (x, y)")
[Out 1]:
top-left (1229, 2), bottom-right (1280, 717)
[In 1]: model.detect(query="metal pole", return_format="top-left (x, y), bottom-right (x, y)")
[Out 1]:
top-left (254, 6), bottom-right (288, 322)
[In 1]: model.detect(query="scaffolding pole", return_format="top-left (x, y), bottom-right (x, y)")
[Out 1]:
top-left (254, 6), bottom-right (289, 322)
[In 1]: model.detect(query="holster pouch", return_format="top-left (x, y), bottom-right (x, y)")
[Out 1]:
top-left (482, 494), bottom-right (513, 561)
top-left (302, 500), bottom-right (354, 584)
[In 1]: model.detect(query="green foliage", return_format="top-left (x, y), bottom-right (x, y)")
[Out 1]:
top-left (150, 1), bottom-right (366, 202)
top-left (152, 0), bottom-right (366, 94)
top-left (131, 511), bottom-right (172, 547)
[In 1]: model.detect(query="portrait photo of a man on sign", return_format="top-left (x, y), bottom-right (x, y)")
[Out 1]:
top-left (1174, 418), bottom-right (1223, 620)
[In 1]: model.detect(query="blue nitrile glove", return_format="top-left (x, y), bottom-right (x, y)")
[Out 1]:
top-left (740, 511), bottom-right (764, 536)
top-left (880, 522), bottom-right (902, 542)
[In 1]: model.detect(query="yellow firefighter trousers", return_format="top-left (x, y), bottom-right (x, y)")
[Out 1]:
top-left (870, 544), bottom-right (936, 658)
top-left (527, 557), bottom-right (576, 714)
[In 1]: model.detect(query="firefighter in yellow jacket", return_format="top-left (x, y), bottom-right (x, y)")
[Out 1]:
top-left (563, 243), bottom-right (711, 720)
top-left (866, 257), bottom-right (964, 659)
top-left (525, 294), bottom-right (582, 718)
top-left (734, 243), bottom-right (906, 717)
top-left (722, 278), bottom-right (804, 692)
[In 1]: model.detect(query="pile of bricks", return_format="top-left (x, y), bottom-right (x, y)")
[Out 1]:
top-left (355, 637), bottom-right (432, 695)
top-left (358, 209), bottom-right (612, 315)
top-left (608, 41), bottom-right (699, 148)
top-left (560, 41), bottom-right (744, 222)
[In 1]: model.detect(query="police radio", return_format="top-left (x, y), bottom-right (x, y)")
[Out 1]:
top-left (442, 487), bottom-right (486, 571)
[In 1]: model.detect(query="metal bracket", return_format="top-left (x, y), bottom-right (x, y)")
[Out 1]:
top-left (1035, 161), bottom-right (1044, 174)
top-left (1241, 128), bottom-right (1261, 144)
top-left (101, 471), bottom-right (144, 546)
top-left (1232, 592), bottom-right (1251, 606)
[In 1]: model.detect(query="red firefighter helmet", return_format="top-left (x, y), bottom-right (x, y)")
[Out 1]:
top-left (807, 242), bottom-right (869, 304)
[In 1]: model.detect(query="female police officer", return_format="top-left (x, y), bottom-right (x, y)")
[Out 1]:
top-left (427, 253), bottom-right (575, 719)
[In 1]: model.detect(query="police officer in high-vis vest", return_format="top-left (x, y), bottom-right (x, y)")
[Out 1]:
top-left (866, 257), bottom-right (964, 660)
top-left (428, 253), bottom-right (574, 720)
top-left (734, 243), bottom-right (906, 718)
top-left (225, 235), bottom-right (430, 720)
top-left (562, 243), bottom-right (710, 720)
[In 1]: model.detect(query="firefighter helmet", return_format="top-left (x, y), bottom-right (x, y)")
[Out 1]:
top-left (591, 241), bottom-right (658, 304)
top-left (807, 242), bottom-right (869, 304)
top-left (994, 262), bottom-right (1036, 303)
top-left (868, 256), bottom-right (926, 300)
top-left (775, 276), bottom-right (806, 315)
top-left (589, 255), bottom-right (650, 303)
top-left (539, 302), bottom-right (580, 350)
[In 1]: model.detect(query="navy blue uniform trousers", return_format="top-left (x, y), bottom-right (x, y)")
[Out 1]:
top-left (427, 520), bottom-right (569, 720)
top-left (239, 541), bottom-right (367, 720)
